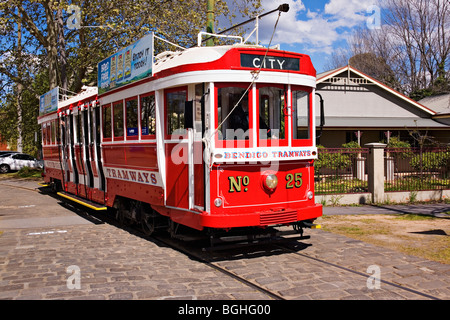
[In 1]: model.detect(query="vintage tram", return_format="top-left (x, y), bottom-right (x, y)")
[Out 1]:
top-left (38, 26), bottom-right (323, 244)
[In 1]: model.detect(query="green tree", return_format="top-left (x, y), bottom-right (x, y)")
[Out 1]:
top-left (0, 0), bottom-right (262, 154)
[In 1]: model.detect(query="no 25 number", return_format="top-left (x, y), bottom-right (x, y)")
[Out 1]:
top-left (285, 173), bottom-right (302, 189)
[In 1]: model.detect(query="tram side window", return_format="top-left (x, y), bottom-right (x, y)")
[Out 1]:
top-left (103, 105), bottom-right (112, 139)
top-left (76, 114), bottom-right (82, 143)
top-left (54, 119), bottom-right (60, 143)
top-left (141, 94), bottom-right (156, 136)
top-left (126, 98), bottom-right (138, 137)
top-left (167, 89), bottom-right (187, 136)
top-left (51, 121), bottom-right (57, 144)
top-left (217, 86), bottom-right (250, 140)
top-left (46, 123), bottom-right (51, 145)
top-left (259, 86), bottom-right (285, 140)
top-left (292, 90), bottom-right (310, 140)
top-left (113, 101), bottom-right (124, 138)
top-left (90, 109), bottom-right (95, 144)
top-left (42, 124), bottom-right (47, 145)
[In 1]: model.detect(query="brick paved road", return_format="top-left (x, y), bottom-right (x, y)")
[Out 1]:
top-left (0, 179), bottom-right (449, 300)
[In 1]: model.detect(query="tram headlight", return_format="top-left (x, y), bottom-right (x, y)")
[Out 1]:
top-left (262, 173), bottom-right (278, 192)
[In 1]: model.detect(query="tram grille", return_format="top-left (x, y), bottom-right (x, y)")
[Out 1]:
top-left (259, 209), bottom-right (298, 226)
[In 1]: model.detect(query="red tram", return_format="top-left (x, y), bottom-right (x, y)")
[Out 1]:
top-left (38, 30), bottom-right (323, 243)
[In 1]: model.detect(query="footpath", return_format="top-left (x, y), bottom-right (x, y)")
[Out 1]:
top-left (323, 203), bottom-right (450, 218)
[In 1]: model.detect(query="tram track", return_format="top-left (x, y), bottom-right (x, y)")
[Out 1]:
top-left (3, 181), bottom-right (444, 300)
top-left (150, 233), bottom-right (442, 301)
top-left (274, 243), bottom-right (442, 300)
top-left (151, 234), bottom-right (286, 300)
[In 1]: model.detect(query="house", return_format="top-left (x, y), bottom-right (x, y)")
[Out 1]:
top-left (315, 65), bottom-right (450, 147)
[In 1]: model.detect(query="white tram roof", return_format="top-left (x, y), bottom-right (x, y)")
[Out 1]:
top-left (57, 86), bottom-right (98, 110)
top-left (153, 44), bottom-right (260, 74)
top-left (98, 43), bottom-right (316, 104)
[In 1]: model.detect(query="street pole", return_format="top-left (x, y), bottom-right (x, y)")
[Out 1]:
top-left (206, 0), bottom-right (215, 46)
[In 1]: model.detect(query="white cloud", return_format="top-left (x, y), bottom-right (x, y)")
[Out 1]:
top-left (253, 0), bottom-right (381, 53)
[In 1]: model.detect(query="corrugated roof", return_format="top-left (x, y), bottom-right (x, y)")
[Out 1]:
top-left (419, 94), bottom-right (450, 115)
top-left (316, 117), bottom-right (448, 128)
top-left (316, 65), bottom-right (436, 116)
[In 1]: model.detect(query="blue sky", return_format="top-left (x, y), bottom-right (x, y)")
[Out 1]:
top-left (244, 0), bottom-right (382, 73)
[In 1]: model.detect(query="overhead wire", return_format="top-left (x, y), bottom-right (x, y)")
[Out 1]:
top-left (204, 11), bottom-right (284, 169)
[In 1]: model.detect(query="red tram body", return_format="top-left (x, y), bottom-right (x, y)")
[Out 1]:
top-left (38, 38), bottom-right (322, 239)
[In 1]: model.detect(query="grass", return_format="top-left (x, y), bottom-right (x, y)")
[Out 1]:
top-left (318, 214), bottom-right (450, 264)
top-left (0, 167), bottom-right (43, 180)
top-left (17, 167), bottom-right (43, 178)
top-left (394, 213), bottom-right (436, 221)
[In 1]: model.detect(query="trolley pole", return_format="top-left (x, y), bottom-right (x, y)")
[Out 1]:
top-left (206, 0), bottom-right (215, 46)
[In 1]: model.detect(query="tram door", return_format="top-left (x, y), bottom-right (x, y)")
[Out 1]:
top-left (81, 109), bottom-right (94, 190)
top-left (69, 114), bottom-right (79, 187)
top-left (60, 113), bottom-right (79, 190)
top-left (92, 106), bottom-right (106, 191)
top-left (59, 114), bottom-right (70, 187)
top-left (165, 85), bottom-right (205, 211)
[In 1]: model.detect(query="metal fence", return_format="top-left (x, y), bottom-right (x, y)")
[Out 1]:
top-left (315, 148), bottom-right (369, 194)
top-left (315, 146), bottom-right (450, 195)
top-left (384, 147), bottom-right (450, 192)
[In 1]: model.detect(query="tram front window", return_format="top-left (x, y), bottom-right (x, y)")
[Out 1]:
top-left (217, 86), bottom-right (250, 141)
top-left (258, 86), bottom-right (285, 141)
top-left (292, 90), bottom-right (310, 140)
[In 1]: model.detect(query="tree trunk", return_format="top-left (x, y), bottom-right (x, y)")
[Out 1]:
top-left (43, 1), bottom-right (58, 89)
top-left (57, 5), bottom-right (67, 92)
top-left (16, 13), bottom-right (23, 152)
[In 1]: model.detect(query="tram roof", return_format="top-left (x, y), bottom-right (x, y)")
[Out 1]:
top-left (57, 86), bottom-right (98, 110)
top-left (153, 44), bottom-right (256, 73)
top-left (152, 44), bottom-right (315, 77)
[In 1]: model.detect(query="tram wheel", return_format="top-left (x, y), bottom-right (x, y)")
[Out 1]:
top-left (140, 213), bottom-right (155, 236)
top-left (114, 200), bottom-right (126, 226)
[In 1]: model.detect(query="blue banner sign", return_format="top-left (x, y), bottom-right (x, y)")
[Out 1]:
top-left (39, 87), bottom-right (59, 116)
top-left (98, 33), bottom-right (154, 94)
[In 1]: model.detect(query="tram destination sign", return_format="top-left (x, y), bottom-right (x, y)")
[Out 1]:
top-left (241, 54), bottom-right (299, 71)
top-left (98, 33), bottom-right (154, 94)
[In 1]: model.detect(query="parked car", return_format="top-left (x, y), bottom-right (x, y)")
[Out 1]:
top-left (0, 153), bottom-right (43, 173)
top-left (0, 151), bottom-right (19, 156)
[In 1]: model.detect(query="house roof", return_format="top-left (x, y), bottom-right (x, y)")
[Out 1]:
top-left (419, 93), bottom-right (450, 115)
top-left (316, 116), bottom-right (449, 129)
top-left (317, 65), bottom-right (436, 116)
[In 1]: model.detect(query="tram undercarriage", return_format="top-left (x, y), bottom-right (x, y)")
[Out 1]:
top-left (106, 194), bottom-right (320, 250)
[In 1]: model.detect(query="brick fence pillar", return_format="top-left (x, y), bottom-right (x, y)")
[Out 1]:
top-left (365, 143), bottom-right (386, 203)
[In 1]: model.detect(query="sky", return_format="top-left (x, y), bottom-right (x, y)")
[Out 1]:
top-left (241, 0), bottom-right (382, 73)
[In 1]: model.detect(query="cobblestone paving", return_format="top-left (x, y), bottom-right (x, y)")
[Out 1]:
top-left (206, 231), bottom-right (450, 300)
top-left (0, 180), bottom-right (449, 300)
top-left (0, 225), bottom-right (270, 300)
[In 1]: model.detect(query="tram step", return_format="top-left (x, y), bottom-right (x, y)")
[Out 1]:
top-left (57, 192), bottom-right (107, 211)
top-left (37, 182), bottom-right (50, 187)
